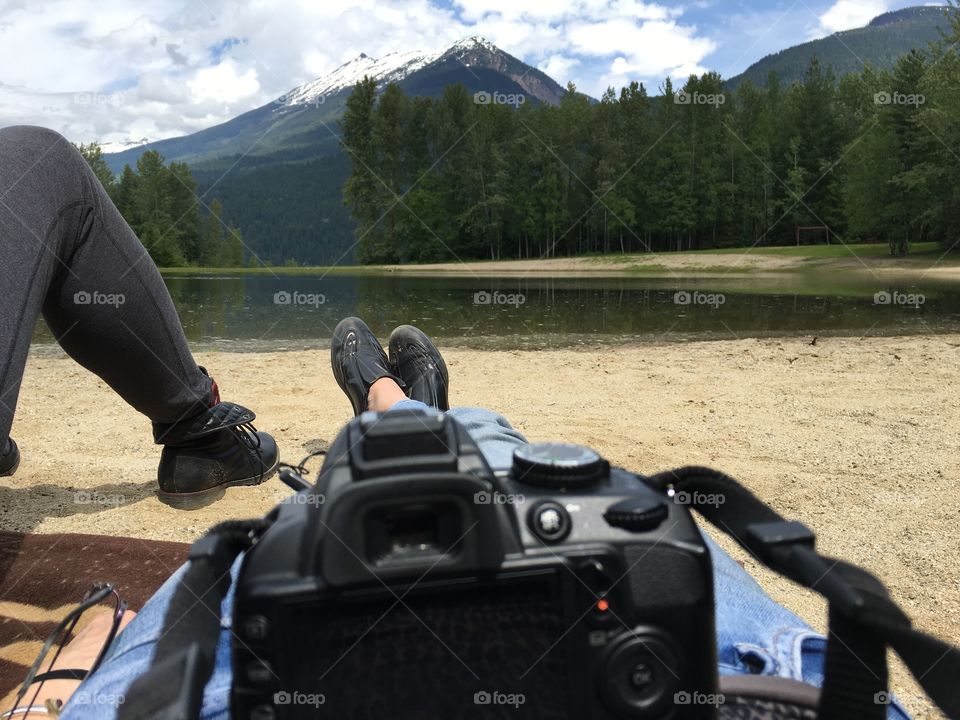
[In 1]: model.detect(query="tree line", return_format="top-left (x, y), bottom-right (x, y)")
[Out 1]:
top-left (341, 6), bottom-right (960, 263)
top-left (77, 145), bottom-right (245, 267)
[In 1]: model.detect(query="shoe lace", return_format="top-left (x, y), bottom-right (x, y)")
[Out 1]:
top-left (233, 422), bottom-right (265, 479)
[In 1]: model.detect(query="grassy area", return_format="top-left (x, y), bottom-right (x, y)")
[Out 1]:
top-left (158, 265), bottom-right (387, 276)
top-left (684, 242), bottom-right (940, 258)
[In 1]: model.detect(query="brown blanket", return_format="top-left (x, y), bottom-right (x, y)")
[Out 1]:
top-left (0, 531), bottom-right (188, 699)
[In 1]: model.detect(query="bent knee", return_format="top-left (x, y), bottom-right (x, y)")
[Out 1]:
top-left (0, 125), bottom-right (77, 164)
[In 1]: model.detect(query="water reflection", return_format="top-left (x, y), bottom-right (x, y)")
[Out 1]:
top-left (31, 273), bottom-right (960, 351)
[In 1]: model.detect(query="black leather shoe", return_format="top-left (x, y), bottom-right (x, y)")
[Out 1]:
top-left (331, 317), bottom-right (404, 416)
top-left (155, 402), bottom-right (279, 509)
top-left (0, 438), bottom-right (20, 477)
top-left (388, 325), bottom-right (449, 411)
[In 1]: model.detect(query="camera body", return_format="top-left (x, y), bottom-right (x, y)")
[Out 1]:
top-left (232, 409), bottom-right (717, 719)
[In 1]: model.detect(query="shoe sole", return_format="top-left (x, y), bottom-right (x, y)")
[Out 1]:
top-left (156, 456), bottom-right (280, 510)
top-left (0, 439), bottom-right (20, 477)
top-left (389, 325), bottom-right (449, 411)
top-left (0, 455), bottom-right (20, 477)
top-left (330, 319), bottom-right (358, 415)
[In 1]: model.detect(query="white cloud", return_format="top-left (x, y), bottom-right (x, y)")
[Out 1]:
top-left (0, 0), bottom-right (720, 144)
top-left (539, 54), bottom-right (580, 85)
top-left (568, 18), bottom-right (716, 94)
top-left (815, 0), bottom-right (888, 37)
top-left (187, 61), bottom-right (260, 104)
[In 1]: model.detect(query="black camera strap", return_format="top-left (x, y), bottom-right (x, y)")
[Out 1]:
top-left (118, 518), bottom-right (269, 720)
top-left (645, 466), bottom-right (960, 720)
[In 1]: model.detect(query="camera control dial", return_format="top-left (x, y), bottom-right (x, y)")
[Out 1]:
top-left (511, 443), bottom-right (609, 489)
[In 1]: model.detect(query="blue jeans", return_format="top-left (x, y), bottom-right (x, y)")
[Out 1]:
top-left (60, 405), bottom-right (910, 719)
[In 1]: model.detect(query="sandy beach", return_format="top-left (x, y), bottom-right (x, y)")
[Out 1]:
top-left (379, 249), bottom-right (960, 277)
top-left (3, 335), bottom-right (959, 718)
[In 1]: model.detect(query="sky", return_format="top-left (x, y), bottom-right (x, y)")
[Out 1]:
top-left (0, 0), bottom-right (943, 146)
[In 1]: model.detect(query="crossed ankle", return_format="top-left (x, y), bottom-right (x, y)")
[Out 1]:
top-left (367, 377), bottom-right (407, 412)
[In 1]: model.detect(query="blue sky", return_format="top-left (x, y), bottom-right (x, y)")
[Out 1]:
top-left (0, 0), bottom-right (943, 145)
top-left (677, 0), bottom-right (935, 77)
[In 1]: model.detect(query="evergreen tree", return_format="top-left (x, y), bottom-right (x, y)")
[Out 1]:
top-left (341, 76), bottom-right (385, 263)
top-left (200, 199), bottom-right (225, 266)
top-left (75, 143), bottom-right (115, 196)
top-left (331, 39), bottom-right (960, 264)
top-left (223, 226), bottom-right (245, 267)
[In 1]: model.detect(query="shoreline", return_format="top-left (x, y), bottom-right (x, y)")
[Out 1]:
top-left (157, 243), bottom-right (960, 279)
top-left (3, 334), bottom-right (958, 718)
top-left (23, 326), bottom-right (958, 355)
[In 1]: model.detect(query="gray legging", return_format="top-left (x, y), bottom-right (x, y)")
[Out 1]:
top-left (0, 125), bottom-right (211, 447)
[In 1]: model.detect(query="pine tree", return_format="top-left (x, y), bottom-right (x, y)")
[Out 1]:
top-left (341, 76), bottom-right (386, 263)
top-left (200, 199), bottom-right (225, 266)
top-left (75, 143), bottom-right (115, 196)
top-left (223, 226), bottom-right (245, 267)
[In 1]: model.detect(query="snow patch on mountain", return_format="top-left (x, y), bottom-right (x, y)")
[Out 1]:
top-left (276, 36), bottom-right (498, 108)
top-left (278, 49), bottom-right (439, 107)
top-left (97, 137), bottom-right (152, 154)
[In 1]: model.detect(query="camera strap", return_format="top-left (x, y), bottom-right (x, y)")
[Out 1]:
top-left (117, 518), bottom-right (270, 720)
top-left (645, 466), bottom-right (960, 720)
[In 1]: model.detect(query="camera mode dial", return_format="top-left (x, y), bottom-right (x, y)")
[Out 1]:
top-left (511, 443), bottom-right (609, 489)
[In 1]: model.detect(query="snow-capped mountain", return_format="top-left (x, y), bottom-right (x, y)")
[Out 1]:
top-left (103, 35), bottom-right (567, 171)
top-left (274, 36), bottom-right (551, 109)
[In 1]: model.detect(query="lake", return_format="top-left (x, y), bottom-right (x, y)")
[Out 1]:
top-left (33, 272), bottom-right (960, 350)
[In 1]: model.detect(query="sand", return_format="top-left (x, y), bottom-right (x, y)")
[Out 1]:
top-left (382, 250), bottom-right (960, 276)
top-left (2, 335), bottom-right (959, 719)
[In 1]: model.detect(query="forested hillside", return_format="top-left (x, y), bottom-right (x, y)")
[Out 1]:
top-left (78, 145), bottom-right (245, 267)
top-left (191, 154), bottom-right (355, 265)
top-left (727, 6), bottom-right (952, 89)
top-left (342, 11), bottom-right (960, 264)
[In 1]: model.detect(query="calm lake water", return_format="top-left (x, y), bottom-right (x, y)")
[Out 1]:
top-left (33, 272), bottom-right (960, 350)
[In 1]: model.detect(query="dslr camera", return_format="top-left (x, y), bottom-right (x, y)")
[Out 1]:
top-left (232, 409), bottom-right (717, 719)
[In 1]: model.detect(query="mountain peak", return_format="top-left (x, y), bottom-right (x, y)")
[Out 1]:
top-left (277, 36), bottom-right (510, 108)
top-left (448, 35), bottom-right (498, 53)
top-left (277, 48), bottom-right (439, 107)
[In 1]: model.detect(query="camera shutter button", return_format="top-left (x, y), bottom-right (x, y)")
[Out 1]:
top-left (528, 501), bottom-right (571, 542)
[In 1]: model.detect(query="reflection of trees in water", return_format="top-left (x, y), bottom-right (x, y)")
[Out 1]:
top-left (146, 275), bottom-right (958, 346)
top-left (166, 276), bottom-right (246, 343)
